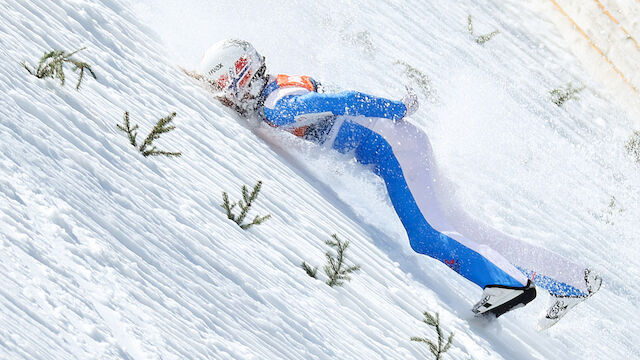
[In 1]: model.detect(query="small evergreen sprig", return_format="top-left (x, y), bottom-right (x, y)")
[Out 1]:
top-left (411, 311), bottom-right (454, 360)
top-left (301, 262), bottom-right (318, 279)
top-left (341, 30), bottom-right (375, 54)
top-left (626, 130), bottom-right (640, 162)
top-left (221, 181), bottom-right (271, 230)
top-left (302, 234), bottom-right (361, 286)
top-left (117, 111), bottom-right (182, 157)
top-left (550, 83), bottom-right (585, 106)
top-left (467, 15), bottom-right (500, 45)
top-left (22, 47), bottom-right (97, 90)
top-left (323, 234), bottom-right (361, 287)
top-left (394, 60), bottom-right (436, 100)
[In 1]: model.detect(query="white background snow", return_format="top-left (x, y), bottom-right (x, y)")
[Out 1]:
top-left (1, 0), bottom-right (639, 359)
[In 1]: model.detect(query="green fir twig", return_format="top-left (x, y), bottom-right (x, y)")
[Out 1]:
top-left (550, 83), bottom-right (585, 106)
top-left (117, 112), bottom-right (139, 147)
top-left (626, 130), bottom-right (640, 162)
top-left (394, 60), bottom-right (436, 101)
top-left (117, 111), bottom-right (182, 157)
top-left (301, 262), bottom-right (319, 279)
top-left (323, 234), bottom-right (361, 287)
top-left (411, 311), bottom-right (454, 360)
top-left (139, 112), bottom-right (182, 157)
top-left (221, 181), bottom-right (271, 230)
top-left (342, 30), bottom-right (375, 54)
top-left (301, 234), bottom-right (360, 286)
top-left (22, 47), bottom-right (96, 90)
top-left (467, 15), bottom-right (500, 45)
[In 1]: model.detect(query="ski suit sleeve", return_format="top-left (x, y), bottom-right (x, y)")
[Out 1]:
top-left (265, 91), bottom-right (408, 127)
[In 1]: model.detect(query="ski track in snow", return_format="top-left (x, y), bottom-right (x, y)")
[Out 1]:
top-left (1, 0), bottom-right (639, 359)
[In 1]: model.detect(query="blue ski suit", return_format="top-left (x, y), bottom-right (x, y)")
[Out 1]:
top-left (260, 74), bottom-right (589, 296)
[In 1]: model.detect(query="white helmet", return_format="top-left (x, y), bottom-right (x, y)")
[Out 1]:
top-left (198, 39), bottom-right (266, 104)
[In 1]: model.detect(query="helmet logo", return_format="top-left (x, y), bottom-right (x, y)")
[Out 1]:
top-left (217, 74), bottom-right (230, 90)
top-left (235, 57), bottom-right (248, 74)
top-left (208, 63), bottom-right (223, 76)
top-left (210, 54), bottom-right (260, 98)
top-left (219, 56), bottom-right (252, 96)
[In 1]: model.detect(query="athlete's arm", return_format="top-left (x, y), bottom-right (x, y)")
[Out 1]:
top-left (265, 91), bottom-right (407, 127)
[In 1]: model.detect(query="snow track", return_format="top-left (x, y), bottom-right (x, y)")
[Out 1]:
top-left (1, 0), bottom-right (639, 359)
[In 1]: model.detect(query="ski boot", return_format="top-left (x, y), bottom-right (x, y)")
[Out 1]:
top-left (472, 280), bottom-right (537, 318)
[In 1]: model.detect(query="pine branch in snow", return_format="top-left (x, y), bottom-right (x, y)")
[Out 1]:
top-left (117, 111), bottom-right (182, 157)
top-left (597, 195), bottom-right (625, 225)
top-left (22, 47), bottom-right (96, 89)
top-left (467, 15), bottom-right (500, 45)
top-left (411, 311), bottom-right (454, 360)
top-left (394, 60), bottom-right (436, 101)
top-left (68, 58), bottom-right (97, 90)
top-left (550, 83), bottom-right (585, 106)
top-left (117, 112), bottom-right (139, 147)
top-left (301, 262), bottom-right (318, 279)
top-left (220, 181), bottom-right (271, 230)
top-left (139, 112), bottom-right (182, 157)
top-left (626, 130), bottom-right (640, 163)
top-left (323, 234), bottom-right (360, 287)
top-left (221, 192), bottom-right (237, 222)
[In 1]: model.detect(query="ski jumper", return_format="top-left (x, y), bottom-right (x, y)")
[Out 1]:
top-left (260, 74), bottom-right (590, 296)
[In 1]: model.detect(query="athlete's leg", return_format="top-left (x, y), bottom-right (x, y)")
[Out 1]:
top-left (353, 117), bottom-right (589, 297)
top-left (331, 117), bottom-right (529, 289)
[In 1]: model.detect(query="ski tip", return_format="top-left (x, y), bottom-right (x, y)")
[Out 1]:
top-left (537, 270), bottom-right (602, 332)
top-left (537, 295), bottom-right (586, 331)
top-left (585, 269), bottom-right (603, 296)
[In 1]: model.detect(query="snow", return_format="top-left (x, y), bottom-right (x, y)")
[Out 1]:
top-left (535, 0), bottom-right (640, 122)
top-left (1, 0), bottom-right (639, 359)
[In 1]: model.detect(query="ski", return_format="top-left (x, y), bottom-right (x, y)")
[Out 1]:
top-left (537, 269), bottom-right (602, 331)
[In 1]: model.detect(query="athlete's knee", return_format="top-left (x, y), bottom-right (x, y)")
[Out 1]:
top-left (407, 228), bottom-right (445, 257)
top-left (408, 236), bottom-right (424, 254)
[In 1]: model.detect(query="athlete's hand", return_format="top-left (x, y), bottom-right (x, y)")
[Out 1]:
top-left (401, 86), bottom-right (419, 118)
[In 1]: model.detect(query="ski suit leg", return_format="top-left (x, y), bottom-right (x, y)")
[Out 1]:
top-left (404, 128), bottom-right (591, 296)
top-left (330, 117), bottom-right (529, 289)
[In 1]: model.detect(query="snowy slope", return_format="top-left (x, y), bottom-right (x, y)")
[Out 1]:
top-left (1, 0), bottom-right (639, 359)
top-left (535, 0), bottom-right (640, 123)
